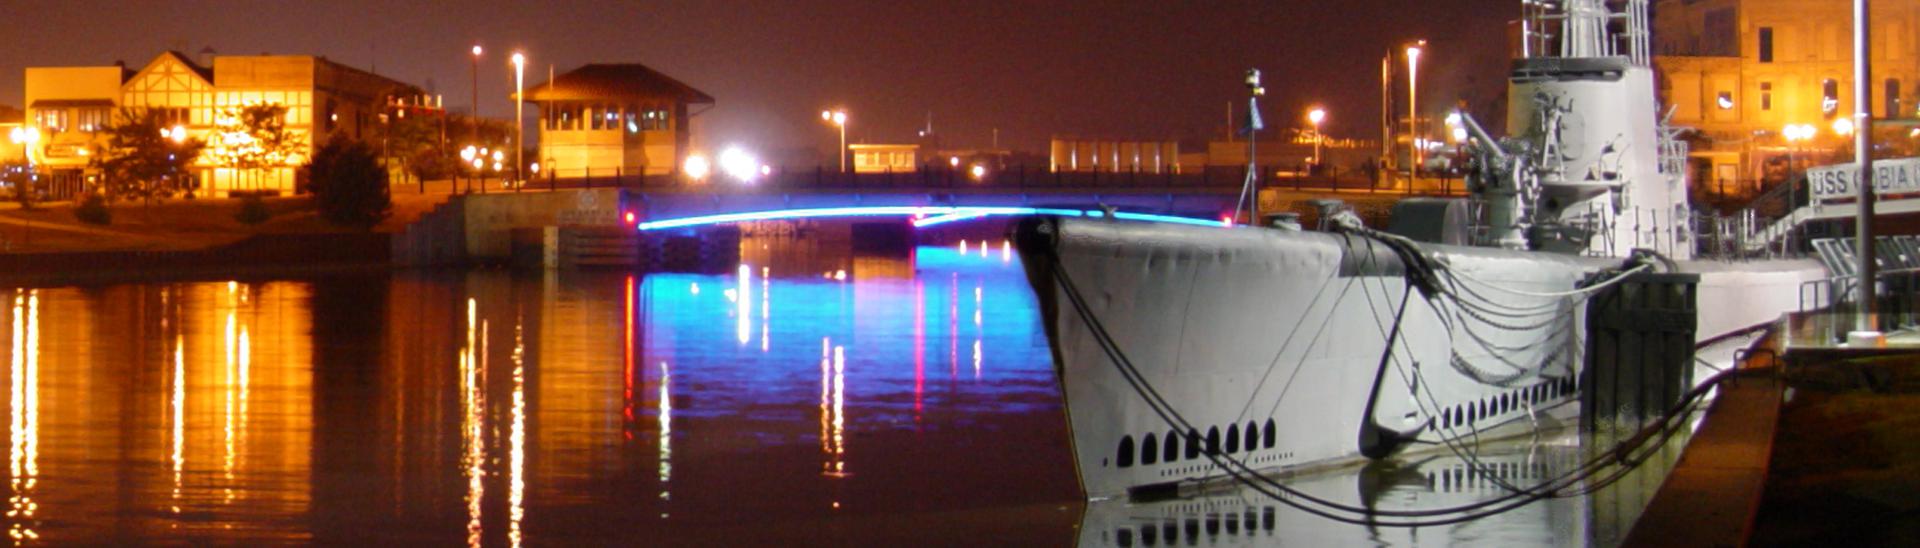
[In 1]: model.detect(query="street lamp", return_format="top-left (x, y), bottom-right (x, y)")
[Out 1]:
top-left (821, 109), bottom-right (847, 173)
top-left (10, 127), bottom-right (38, 169)
top-left (1407, 40), bottom-right (1425, 186)
top-left (1306, 107), bottom-right (1326, 169)
top-left (1832, 117), bottom-right (1856, 137)
top-left (512, 51), bottom-right (525, 191)
top-left (469, 44), bottom-right (483, 194)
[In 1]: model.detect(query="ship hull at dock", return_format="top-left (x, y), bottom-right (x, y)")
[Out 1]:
top-left (1016, 217), bottom-right (1630, 499)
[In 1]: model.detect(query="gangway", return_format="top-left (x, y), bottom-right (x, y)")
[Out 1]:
top-left (1738, 156), bottom-right (1920, 254)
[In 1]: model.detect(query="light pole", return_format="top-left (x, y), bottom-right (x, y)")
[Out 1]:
top-left (512, 51), bottom-right (525, 192)
top-left (1407, 41), bottom-right (1425, 189)
top-left (1306, 107), bottom-right (1326, 170)
top-left (470, 44), bottom-right (482, 194)
top-left (1849, 0), bottom-right (1878, 342)
top-left (821, 110), bottom-right (847, 173)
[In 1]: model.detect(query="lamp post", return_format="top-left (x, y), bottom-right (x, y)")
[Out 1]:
top-left (1407, 41), bottom-right (1425, 189)
top-left (1849, 0), bottom-right (1878, 342)
top-left (512, 51), bottom-right (525, 192)
top-left (1306, 107), bottom-right (1326, 170)
top-left (821, 110), bottom-right (847, 174)
top-left (470, 44), bottom-right (483, 194)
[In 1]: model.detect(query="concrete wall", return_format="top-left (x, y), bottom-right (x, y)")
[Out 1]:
top-left (460, 188), bottom-right (626, 260)
top-left (394, 188), bottom-right (631, 265)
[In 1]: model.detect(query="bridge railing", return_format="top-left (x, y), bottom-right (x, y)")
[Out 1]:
top-left (512, 165), bottom-right (1466, 195)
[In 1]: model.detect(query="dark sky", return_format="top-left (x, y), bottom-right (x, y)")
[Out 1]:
top-left (2, 0), bottom-right (1516, 157)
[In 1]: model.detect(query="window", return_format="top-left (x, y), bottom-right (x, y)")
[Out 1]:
top-left (1888, 79), bottom-right (1903, 119)
top-left (75, 108), bottom-right (109, 132)
top-left (590, 104), bottom-right (604, 130)
top-left (1716, 91), bottom-right (1734, 110)
top-left (1164, 430), bottom-right (1180, 462)
top-left (1117, 436), bottom-right (1134, 468)
top-left (1822, 79), bottom-right (1841, 117)
top-left (1758, 27), bottom-right (1774, 63)
top-left (640, 108), bottom-right (671, 131)
top-left (37, 109), bottom-right (68, 133)
top-left (1141, 433), bottom-right (1158, 465)
top-left (1760, 82), bottom-right (1773, 111)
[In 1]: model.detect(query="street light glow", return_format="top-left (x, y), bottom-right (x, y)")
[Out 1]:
top-left (1832, 117), bottom-right (1855, 136)
top-left (718, 146), bottom-right (760, 182)
top-left (472, 45), bottom-right (483, 57)
top-left (168, 124), bottom-right (186, 144)
top-left (1307, 108), bottom-right (1326, 125)
top-left (685, 153), bottom-right (711, 180)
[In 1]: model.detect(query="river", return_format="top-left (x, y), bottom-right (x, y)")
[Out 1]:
top-left (0, 234), bottom-right (1689, 545)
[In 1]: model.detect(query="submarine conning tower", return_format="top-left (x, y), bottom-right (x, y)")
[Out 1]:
top-left (1491, 0), bottom-right (1694, 259)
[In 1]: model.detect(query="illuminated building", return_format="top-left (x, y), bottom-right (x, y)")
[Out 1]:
top-left (1653, 0), bottom-right (1920, 191)
top-left (849, 143), bottom-right (920, 173)
top-left (520, 64), bottom-right (713, 179)
top-left (1049, 138), bottom-right (1181, 173)
top-left (22, 51), bottom-right (423, 198)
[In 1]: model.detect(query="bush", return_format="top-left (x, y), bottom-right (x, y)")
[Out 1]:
top-left (74, 194), bottom-right (111, 225)
top-left (234, 195), bottom-right (272, 225)
top-left (307, 139), bottom-right (391, 229)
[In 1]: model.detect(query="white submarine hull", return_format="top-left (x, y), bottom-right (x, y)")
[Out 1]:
top-left (1017, 217), bottom-right (1625, 499)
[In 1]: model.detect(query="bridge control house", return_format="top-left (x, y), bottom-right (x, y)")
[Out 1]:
top-left (521, 63), bottom-right (713, 180)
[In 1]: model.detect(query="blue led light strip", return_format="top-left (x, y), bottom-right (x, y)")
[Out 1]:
top-left (635, 206), bottom-right (1226, 231)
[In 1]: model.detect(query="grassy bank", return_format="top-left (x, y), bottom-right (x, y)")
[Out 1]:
top-left (0, 184), bottom-right (454, 254)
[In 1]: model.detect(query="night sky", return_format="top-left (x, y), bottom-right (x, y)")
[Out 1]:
top-left (3, 0), bottom-right (1516, 159)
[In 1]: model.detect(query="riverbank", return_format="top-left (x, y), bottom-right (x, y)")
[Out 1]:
top-left (0, 182), bottom-right (462, 283)
top-left (0, 180), bottom-right (464, 254)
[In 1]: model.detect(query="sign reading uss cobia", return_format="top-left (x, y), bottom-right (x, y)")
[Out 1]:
top-left (1810, 157), bottom-right (1920, 201)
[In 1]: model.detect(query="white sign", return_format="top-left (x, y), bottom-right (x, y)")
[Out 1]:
top-left (1809, 157), bottom-right (1920, 200)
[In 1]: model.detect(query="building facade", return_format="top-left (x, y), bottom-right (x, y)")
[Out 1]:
top-left (1048, 138), bottom-right (1181, 173)
top-left (849, 143), bottom-right (919, 173)
top-left (1653, 0), bottom-right (1920, 192)
top-left (23, 51), bottom-right (419, 198)
top-left (522, 64), bottom-right (712, 179)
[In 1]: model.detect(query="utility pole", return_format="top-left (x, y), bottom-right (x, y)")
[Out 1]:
top-left (1849, 0), bottom-right (1882, 345)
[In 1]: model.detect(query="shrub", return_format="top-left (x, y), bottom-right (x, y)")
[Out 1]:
top-left (74, 193), bottom-right (111, 225)
top-left (307, 139), bottom-right (391, 229)
top-left (234, 195), bottom-right (272, 225)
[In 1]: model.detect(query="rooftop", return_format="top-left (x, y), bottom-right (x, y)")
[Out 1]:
top-left (521, 63), bottom-right (714, 104)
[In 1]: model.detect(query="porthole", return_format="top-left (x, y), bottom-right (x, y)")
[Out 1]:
top-left (1263, 419), bottom-right (1276, 449)
top-left (1224, 425), bottom-right (1240, 453)
top-left (1118, 436), bottom-right (1135, 468)
top-left (1244, 422), bottom-right (1259, 451)
top-left (1186, 429), bottom-right (1202, 459)
top-left (1164, 430), bottom-right (1180, 463)
top-left (1142, 433), bottom-right (1159, 465)
top-left (1206, 427), bottom-right (1221, 455)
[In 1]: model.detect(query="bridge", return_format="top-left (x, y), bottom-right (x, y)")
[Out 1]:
top-left (394, 169), bottom-right (1470, 267)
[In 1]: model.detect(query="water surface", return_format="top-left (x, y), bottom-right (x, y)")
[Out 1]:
top-left (0, 236), bottom-right (1690, 545)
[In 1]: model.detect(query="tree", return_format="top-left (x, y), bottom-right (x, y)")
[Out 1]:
top-left (307, 139), bottom-right (390, 229)
top-left (207, 103), bottom-right (300, 194)
top-left (91, 107), bottom-right (206, 204)
top-left (3, 163), bottom-right (33, 209)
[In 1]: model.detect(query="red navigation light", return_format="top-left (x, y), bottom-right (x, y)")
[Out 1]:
top-left (1220, 215), bottom-right (1234, 227)
top-left (624, 212), bottom-right (638, 225)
